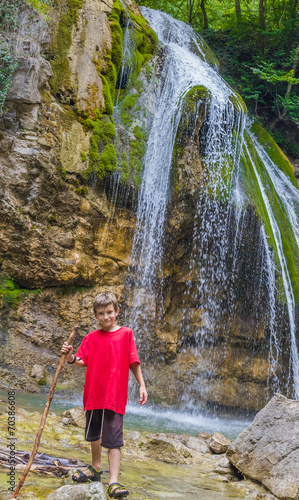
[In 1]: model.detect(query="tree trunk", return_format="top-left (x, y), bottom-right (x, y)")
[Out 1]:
top-left (259, 0), bottom-right (267, 52)
top-left (235, 0), bottom-right (242, 23)
top-left (259, 0), bottom-right (267, 30)
top-left (200, 0), bottom-right (209, 30)
top-left (188, 0), bottom-right (195, 25)
top-left (270, 42), bottom-right (299, 129)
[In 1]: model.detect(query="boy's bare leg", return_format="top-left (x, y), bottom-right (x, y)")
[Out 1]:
top-left (108, 448), bottom-right (121, 486)
top-left (73, 439), bottom-right (102, 478)
top-left (91, 439), bottom-right (102, 470)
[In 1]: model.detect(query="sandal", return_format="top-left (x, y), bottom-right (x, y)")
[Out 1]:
top-left (108, 482), bottom-right (129, 498)
top-left (72, 464), bottom-right (103, 482)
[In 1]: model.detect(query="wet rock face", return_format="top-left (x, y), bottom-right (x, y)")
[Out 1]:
top-left (227, 394), bottom-right (299, 499)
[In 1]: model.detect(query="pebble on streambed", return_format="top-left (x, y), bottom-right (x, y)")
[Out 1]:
top-left (0, 403), bottom-right (280, 499)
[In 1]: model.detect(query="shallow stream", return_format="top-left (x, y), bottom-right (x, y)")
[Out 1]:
top-left (0, 390), bottom-right (252, 439)
top-left (0, 390), bottom-right (261, 499)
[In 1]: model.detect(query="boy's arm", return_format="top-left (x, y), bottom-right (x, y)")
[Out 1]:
top-left (61, 342), bottom-right (86, 367)
top-left (130, 362), bottom-right (148, 405)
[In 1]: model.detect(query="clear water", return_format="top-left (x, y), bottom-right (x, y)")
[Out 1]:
top-left (0, 390), bottom-right (251, 440)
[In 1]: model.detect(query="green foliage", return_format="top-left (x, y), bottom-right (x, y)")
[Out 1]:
top-left (0, 276), bottom-right (42, 309)
top-left (252, 65), bottom-right (299, 85)
top-left (277, 93), bottom-right (299, 126)
top-left (137, 0), bottom-right (299, 156)
top-left (0, 0), bottom-right (19, 111)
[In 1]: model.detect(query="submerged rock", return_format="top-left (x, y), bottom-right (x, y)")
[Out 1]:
top-left (44, 482), bottom-right (106, 500)
top-left (227, 393), bottom-right (299, 499)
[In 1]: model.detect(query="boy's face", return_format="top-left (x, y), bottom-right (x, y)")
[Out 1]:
top-left (94, 303), bottom-right (119, 330)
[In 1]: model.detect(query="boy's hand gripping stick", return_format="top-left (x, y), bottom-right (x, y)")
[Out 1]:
top-left (12, 326), bottom-right (79, 498)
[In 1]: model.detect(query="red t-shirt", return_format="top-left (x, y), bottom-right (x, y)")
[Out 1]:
top-left (75, 326), bottom-right (140, 415)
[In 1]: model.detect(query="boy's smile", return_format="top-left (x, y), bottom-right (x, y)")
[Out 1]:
top-left (94, 304), bottom-right (120, 331)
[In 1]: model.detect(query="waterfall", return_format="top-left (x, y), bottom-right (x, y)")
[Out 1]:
top-left (244, 132), bottom-right (299, 398)
top-left (123, 8), bottom-right (299, 403)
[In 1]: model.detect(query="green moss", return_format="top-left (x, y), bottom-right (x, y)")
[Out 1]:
top-left (49, 0), bottom-right (82, 96)
top-left (38, 379), bottom-right (47, 386)
top-left (76, 186), bottom-right (88, 195)
top-left (80, 151), bottom-right (86, 162)
top-left (241, 130), bottom-right (299, 304)
top-left (25, 0), bottom-right (51, 20)
top-left (120, 94), bottom-right (139, 125)
top-left (120, 159), bottom-right (130, 182)
top-left (251, 123), bottom-right (299, 189)
top-left (229, 92), bottom-right (247, 114)
top-left (82, 111), bottom-right (117, 179)
top-left (100, 75), bottom-right (114, 115)
top-left (0, 276), bottom-right (42, 309)
top-left (129, 10), bottom-right (158, 68)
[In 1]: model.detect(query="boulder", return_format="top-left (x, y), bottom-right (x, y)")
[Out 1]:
top-left (227, 393), bottom-right (299, 499)
top-left (61, 407), bottom-right (85, 428)
top-left (44, 482), bottom-right (106, 499)
top-left (142, 434), bottom-right (195, 464)
top-left (181, 435), bottom-right (211, 454)
top-left (209, 432), bottom-right (231, 454)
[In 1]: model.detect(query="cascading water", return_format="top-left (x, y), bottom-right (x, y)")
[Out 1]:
top-left (125, 8), bottom-right (245, 337)
top-left (244, 132), bottom-right (299, 398)
top-left (122, 7), bottom-right (299, 405)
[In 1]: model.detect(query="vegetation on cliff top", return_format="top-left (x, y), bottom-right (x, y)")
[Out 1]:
top-left (136, 0), bottom-right (299, 160)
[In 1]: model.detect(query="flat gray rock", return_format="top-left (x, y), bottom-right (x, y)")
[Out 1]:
top-left (44, 482), bottom-right (106, 499)
top-left (227, 393), bottom-right (299, 499)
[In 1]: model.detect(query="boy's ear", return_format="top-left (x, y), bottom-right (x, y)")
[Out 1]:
top-left (115, 307), bottom-right (120, 316)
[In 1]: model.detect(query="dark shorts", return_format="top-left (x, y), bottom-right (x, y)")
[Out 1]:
top-left (85, 409), bottom-right (124, 449)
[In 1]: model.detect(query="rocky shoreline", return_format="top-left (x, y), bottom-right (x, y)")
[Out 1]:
top-left (1, 395), bottom-right (296, 499)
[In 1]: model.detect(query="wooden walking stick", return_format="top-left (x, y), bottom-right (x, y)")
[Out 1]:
top-left (12, 325), bottom-right (79, 498)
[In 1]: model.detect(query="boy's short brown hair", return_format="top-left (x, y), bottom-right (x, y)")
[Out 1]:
top-left (93, 292), bottom-right (119, 313)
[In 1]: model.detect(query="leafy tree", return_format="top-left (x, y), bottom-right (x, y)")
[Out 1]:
top-left (136, 0), bottom-right (299, 158)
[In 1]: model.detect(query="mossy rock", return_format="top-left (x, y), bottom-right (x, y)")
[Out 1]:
top-left (176, 85), bottom-right (211, 141)
top-left (0, 276), bottom-right (42, 309)
top-left (241, 130), bottom-right (299, 304)
top-left (172, 85), bottom-right (210, 195)
top-left (48, 0), bottom-right (83, 97)
top-left (251, 123), bottom-right (299, 189)
top-left (229, 92), bottom-right (247, 114)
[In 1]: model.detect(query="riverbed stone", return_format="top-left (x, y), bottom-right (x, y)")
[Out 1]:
top-left (142, 433), bottom-right (196, 464)
top-left (61, 407), bottom-right (85, 428)
top-left (44, 482), bottom-right (106, 500)
top-left (226, 393), bottom-right (299, 499)
top-left (209, 432), bottom-right (232, 454)
top-left (181, 435), bottom-right (211, 454)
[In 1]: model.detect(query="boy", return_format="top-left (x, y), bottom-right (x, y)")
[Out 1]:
top-left (61, 292), bottom-right (147, 498)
